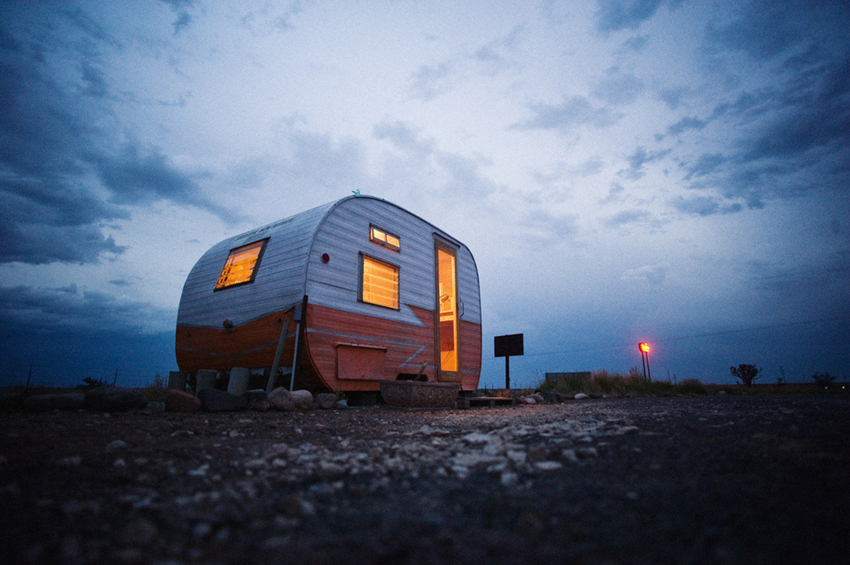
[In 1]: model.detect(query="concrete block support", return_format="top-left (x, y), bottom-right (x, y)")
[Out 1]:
top-left (227, 367), bottom-right (251, 396)
top-left (167, 371), bottom-right (189, 391)
top-left (195, 370), bottom-right (217, 395)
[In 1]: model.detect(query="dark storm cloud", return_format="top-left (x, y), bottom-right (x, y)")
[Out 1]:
top-left (0, 284), bottom-right (176, 386)
top-left (94, 142), bottom-right (223, 216)
top-left (662, 2), bottom-right (850, 216)
top-left (0, 222), bottom-right (125, 265)
top-left (706, 1), bottom-right (813, 60)
top-left (692, 53), bottom-right (850, 205)
top-left (0, 6), bottom-right (221, 265)
top-left (0, 284), bottom-right (170, 333)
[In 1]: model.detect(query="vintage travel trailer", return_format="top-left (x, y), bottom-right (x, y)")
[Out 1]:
top-left (175, 195), bottom-right (482, 393)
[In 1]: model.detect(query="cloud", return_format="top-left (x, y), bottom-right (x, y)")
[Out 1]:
top-left (595, 0), bottom-right (683, 34)
top-left (683, 153), bottom-right (726, 180)
top-left (373, 119), bottom-right (435, 159)
top-left (409, 61), bottom-right (456, 102)
top-left (372, 118), bottom-right (502, 213)
top-left (618, 146), bottom-right (670, 180)
top-left (668, 195), bottom-right (742, 216)
top-left (658, 87), bottom-right (690, 110)
top-left (706, 2), bottom-right (809, 60)
top-left (94, 142), bottom-right (220, 211)
top-left (604, 208), bottom-right (652, 228)
top-left (621, 261), bottom-right (670, 285)
top-left (159, 0), bottom-right (197, 34)
top-left (599, 181), bottom-right (626, 204)
top-left (284, 130), bottom-right (369, 194)
top-left (669, 5), bottom-right (850, 212)
top-left (474, 25), bottom-right (524, 72)
top-left (591, 71), bottom-right (645, 106)
top-left (0, 223), bottom-right (125, 265)
top-left (667, 116), bottom-right (706, 136)
top-left (0, 284), bottom-right (176, 386)
top-left (0, 7), bottom-right (225, 264)
top-left (514, 95), bottom-right (621, 133)
top-left (0, 284), bottom-right (172, 334)
top-left (739, 59), bottom-right (850, 162)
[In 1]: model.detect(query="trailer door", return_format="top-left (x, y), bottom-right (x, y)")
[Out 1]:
top-left (435, 240), bottom-right (461, 382)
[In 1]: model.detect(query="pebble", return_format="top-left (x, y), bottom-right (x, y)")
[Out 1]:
top-left (56, 456), bottom-right (82, 467)
top-left (119, 517), bottom-right (159, 546)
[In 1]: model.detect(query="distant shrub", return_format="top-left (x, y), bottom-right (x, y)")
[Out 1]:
top-left (730, 364), bottom-right (762, 387)
top-left (539, 373), bottom-right (593, 395)
top-left (141, 373), bottom-right (167, 402)
top-left (536, 370), bottom-right (700, 397)
top-left (76, 377), bottom-right (108, 390)
top-left (677, 379), bottom-right (707, 395)
top-left (811, 372), bottom-right (836, 388)
top-left (592, 370), bottom-right (619, 394)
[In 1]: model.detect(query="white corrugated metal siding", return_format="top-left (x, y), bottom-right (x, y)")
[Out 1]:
top-left (176, 201), bottom-right (336, 328)
top-left (177, 196), bottom-right (481, 329)
top-left (305, 197), bottom-right (481, 327)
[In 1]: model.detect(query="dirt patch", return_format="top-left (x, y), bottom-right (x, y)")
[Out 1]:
top-left (2, 394), bottom-right (849, 564)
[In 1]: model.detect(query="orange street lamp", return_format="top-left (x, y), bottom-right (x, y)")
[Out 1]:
top-left (638, 342), bottom-right (652, 382)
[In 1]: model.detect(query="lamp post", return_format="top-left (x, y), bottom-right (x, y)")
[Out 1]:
top-left (639, 342), bottom-right (651, 382)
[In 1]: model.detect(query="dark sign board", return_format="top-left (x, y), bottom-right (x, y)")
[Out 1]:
top-left (494, 333), bottom-right (524, 358)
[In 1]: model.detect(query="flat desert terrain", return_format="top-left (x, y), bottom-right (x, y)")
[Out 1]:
top-left (2, 393), bottom-right (849, 564)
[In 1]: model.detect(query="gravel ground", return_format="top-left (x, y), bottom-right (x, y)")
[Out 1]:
top-left (1, 393), bottom-right (849, 564)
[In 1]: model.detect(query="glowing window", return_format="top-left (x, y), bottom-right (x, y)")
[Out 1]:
top-left (370, 225), bottom-right (400, 251)
top-left (214, 239), bottom-right (267, 290)
top-left (361, 255), bottom-right (399, 309)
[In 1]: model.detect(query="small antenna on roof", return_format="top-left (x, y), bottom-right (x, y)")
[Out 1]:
top-left (352, 190), bottom-right (360, 196)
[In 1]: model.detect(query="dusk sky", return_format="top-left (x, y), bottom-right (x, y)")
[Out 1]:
top-left (2, 0), bottom-right (848, 389)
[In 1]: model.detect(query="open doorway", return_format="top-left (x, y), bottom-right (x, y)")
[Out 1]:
top-left (435, 241), bottom-right (461, 382)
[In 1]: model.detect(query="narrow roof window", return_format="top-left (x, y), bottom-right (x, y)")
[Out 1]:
top-left (370, 225), bottom-right (400, 251)
top-left (214, 239), bottom-right (267, 290)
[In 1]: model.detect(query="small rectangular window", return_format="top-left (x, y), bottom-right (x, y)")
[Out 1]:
top-left (361, 254), bottom-right (399, 309)
top-left (370, 225), bottom-right (400, 251)
top-left (214, 239), bottom-right (267, 290)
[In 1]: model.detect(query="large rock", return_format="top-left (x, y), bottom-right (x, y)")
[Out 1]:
top-left (84, 387), bottom-right (148, 412)
top-left (198, 388), bottom-right (248, 412)
top-left (0, 392), bottom-right (24, 410)
top-left (24, 393), bottom-right (85, 412)
top-left (165, 389), bottom-right (201, 413)
top-left (290, 390), bottom-right (314, 410)
top-left (316, 393), bottom-right (338, 410)
top-left (268, 387), bottom-right (295, 411)
top-left (243, 389), bottom-right (270, 411)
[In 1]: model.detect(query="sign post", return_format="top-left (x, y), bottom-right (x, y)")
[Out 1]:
top-left (494, 334), bottom-right (524, 389)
